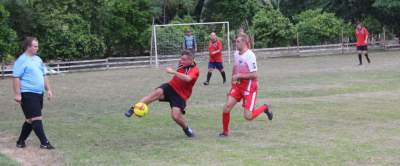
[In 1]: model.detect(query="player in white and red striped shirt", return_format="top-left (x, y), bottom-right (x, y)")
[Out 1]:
top-left (219, 33), bottom-right (273, 137)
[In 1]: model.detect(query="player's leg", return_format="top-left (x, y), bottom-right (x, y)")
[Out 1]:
top-left (17, 96), bottom-right (33, 148)
top-left (125, 87), bottom-right (164, 117)
top-left (217, 63), bottom-right (226, 84)
top-left (204, 63), bottom-right (214, 85)
top-left (357, 47), bottom-right (363, 65)
top-left (242, 91), bottom-right (272, 121)
top-left (220, 96), bottom-right (238, 137)
top-left (170, 107), bottom-right (194, 137)
top-left (16, 119), bottom-right (32, 148)
top-left (363, 47), bottom-right (370, 63)
top-left (138, 88), bottom-right (164, 105)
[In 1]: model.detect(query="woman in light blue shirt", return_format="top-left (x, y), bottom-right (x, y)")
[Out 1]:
top-left (12, 37), bottom-right (55, 149)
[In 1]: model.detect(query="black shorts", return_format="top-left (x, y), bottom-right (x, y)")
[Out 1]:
top-left (357, 45), bottom-right (368, 51)
top-left (21, 92), bottom-right (43, 119)
top-left (208, 62), bottom-right (224, 70)
top-left (158, 83), bottom-right (186, 114)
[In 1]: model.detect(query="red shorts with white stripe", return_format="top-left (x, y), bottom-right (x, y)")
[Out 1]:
top-left (228, 80), bottom-right (258, 111)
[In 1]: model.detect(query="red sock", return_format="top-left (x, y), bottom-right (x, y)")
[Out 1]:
top-left (222, 112), bottom-right (230, 135)
top-left (252, 105), bottom-right (268, 119)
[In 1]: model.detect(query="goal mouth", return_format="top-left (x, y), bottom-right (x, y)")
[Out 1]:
top-left (150, 22), bottom-right (232, 66)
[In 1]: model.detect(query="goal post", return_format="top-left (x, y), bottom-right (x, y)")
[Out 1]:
top-left (150, 22), bottom-right (231, 67)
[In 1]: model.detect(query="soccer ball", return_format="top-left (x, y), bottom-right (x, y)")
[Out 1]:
top-left (133, 102), bottom-right (148, 117)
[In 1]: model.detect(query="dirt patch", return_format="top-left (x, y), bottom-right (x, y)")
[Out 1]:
top-left (0, 132), bottom-right (63, 166)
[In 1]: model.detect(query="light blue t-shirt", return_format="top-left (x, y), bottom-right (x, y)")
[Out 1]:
top-left (12, 53), bottom-right (47, 94)
top-left (184, 35), bottom-right (196, 49)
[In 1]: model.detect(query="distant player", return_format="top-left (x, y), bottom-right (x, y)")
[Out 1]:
top-left (183, 29), bottom-right (197, 56)
top-left (355, 23), bottom-right (371, 65)
top-left (203, 32), bottom-right (226, 85)
top-left (125, 50), bottom-right (199, 138)
top-left (219, 33), bottom-right (273, 137)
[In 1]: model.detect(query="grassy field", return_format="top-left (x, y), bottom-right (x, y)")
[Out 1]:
top-left (1, 51), bottom-right (400, 165)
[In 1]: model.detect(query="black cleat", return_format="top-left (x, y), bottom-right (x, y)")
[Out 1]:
top-left (218, 132), bottom-right (228, 137)
top-left (124, 108), bottom-right (134, 117)
top-left (183, 127), bottom-right (195, 138)
top-left (40, 143), bottom-right (55, 150)
top-left (264, 104), bottom-right (273, 121)
top-left (203, 81), bottom-right (209, 85)
top-left (16, 141), bottom-right (26, 148)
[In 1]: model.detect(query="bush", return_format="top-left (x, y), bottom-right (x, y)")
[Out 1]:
top-left (251, 7), bottom-right (295, 48)
top-left (363, 16), bottom-right (383, 35)
top-left (0, 4), bottom-right (17, 58)
top-left (295, 9), bottom-right (350, 45)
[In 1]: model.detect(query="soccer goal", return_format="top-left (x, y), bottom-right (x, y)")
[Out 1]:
top-left (150, 22), bottom-right (231, 66)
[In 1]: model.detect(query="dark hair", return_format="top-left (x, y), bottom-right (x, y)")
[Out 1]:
top-left (17, 37), bottom-right (38, 57)
top-left (22, 37), bottom-right (38, 52)
top-left (181, 50), bottom-right (193, 58)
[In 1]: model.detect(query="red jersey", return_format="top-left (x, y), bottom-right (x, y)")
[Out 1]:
top-left (355, 27), bottom-right (369, 46)
top-left (208, 39), bottom-right (223, 62)
top-left (168, 65), bottom-right (199, 101)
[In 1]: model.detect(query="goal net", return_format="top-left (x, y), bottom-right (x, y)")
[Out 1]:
top-left (150, 22), bottom-right (231, 66)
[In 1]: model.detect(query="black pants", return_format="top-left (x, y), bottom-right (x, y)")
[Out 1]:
top-left (21, 92), bottom-right (43, 119)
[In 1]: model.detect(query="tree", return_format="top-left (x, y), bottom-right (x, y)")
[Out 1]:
top-left (105, 0), bottom-right (152, 56)
top-left (295, 9), bottom-right (351, 45)
top-left (251, 7), bottom-right (294, 48)
top-left (373, 0), bottom-right (400, 37)
top-left (0, 3), bottom-right (17, 60)
top-left (202, 0), bottom-right (263, 30)
top-left (322, 0), bottom-right (376, 22)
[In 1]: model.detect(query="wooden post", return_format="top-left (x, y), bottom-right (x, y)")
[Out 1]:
top-left (296, 31), bottom-right (300, 56)
top-left (1, 62), bottom-right (4, 79)
top-left (57, 62), bottom-right (60, 73)
top-left (106, 58), bottom-right (110, 70)
top-left (383, 27), bottom-right (386, 50)
top-left (341, 27), bottom-right (344, 55)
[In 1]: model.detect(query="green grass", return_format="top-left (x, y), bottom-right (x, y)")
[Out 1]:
top-left (0, 154), bottom-right (18, 166)
top-left (1, 51), bottom-right (400, 165)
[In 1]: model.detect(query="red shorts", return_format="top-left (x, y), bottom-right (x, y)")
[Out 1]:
top-left (228, 80), bottom-right (258, 111)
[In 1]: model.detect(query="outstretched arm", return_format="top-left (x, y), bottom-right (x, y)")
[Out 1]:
top-left (166, 67), bottom-right (193, 82)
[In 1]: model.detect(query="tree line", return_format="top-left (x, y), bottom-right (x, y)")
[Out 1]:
top-left (0, 0), bottom-right (399, 62)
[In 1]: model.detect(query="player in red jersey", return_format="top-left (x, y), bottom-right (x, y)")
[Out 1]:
top-left (219, 33), bottom-right (273, 137)
top-left (355, 23), bottom-right (371, 65)
top-left (125, 50), bottom-right (199, 137)
top-left (204, 32), bottom-right (226, 85)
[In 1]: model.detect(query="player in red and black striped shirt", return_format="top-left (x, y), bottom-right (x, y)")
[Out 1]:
top-left (125, 50), bottom-right (199, 137)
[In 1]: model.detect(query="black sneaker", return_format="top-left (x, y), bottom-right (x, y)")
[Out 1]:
top-left (203, 81), bottom-right (209, 85)
top-left (218, 132), bottom-right (228, 137)
top-left (183, 127), bottom-right (195, 138)
top-left (40, 143), bottom-right (55, 150)
top-left (264, 104), bottom-right (273, 121)
top-left (124, 108), bottom-right (134, 117)
top-left (16, 141), bottom-right (26, 148)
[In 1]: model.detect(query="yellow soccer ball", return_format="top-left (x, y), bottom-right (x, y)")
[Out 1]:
top-left (133, 102), bottom-right (148, 117)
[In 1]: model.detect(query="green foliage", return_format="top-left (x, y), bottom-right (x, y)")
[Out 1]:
top-left (251, 7), bottom-right (295, 48)
top-left (363, 16), bottom-right (383, 35)
top-left (374, 0), bottom-right (400, 8)
top-left (295, 9), bottom-right (349, 45)
top-left (202, 0), bottom-right (263, 29)
top-left (0, 3), bottom-right (17, 60)
top-left (37, 11), bottom-right (105, 60)
top-left (105, 0), bottom-right (152, 56)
